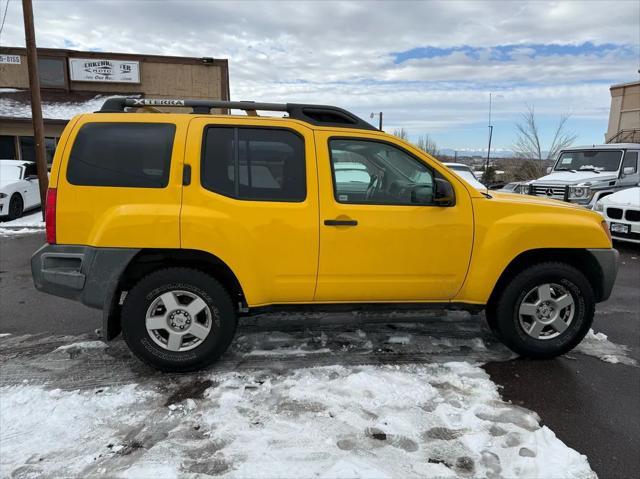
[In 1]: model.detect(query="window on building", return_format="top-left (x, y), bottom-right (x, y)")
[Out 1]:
top-left (67, 123), bottom-right (176, 187)
top-left (19, 137), bottom-right (36, 163)
top-left (45, 137), bottom-right (57, 165)
top-left (0, 135), bottom-right (17, 160)
top-left (38, 57), bottom-right (66, 88)
top-left (201, 127), bottom-right (306, 202)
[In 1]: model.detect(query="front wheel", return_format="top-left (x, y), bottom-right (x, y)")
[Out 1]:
top-left (121, 268), bottom-right (237, 372)
top-left (488, 262), bottom-right (595, 358)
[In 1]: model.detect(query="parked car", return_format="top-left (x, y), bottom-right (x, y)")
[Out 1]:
top-left (523, 144), bottom-right (639, 208)
top-left (595, 187), bottom-right (640, 244)
top-left (498, 182), bottom-right (525, 193)
top-left (32, 97), bottom-right (618, 372)
top-left (442, 162), bottom-right (486, 190)
top-left (0, 159), bottom-right (41, 220)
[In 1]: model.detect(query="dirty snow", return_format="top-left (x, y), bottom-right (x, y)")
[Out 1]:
top-left (0, 362), bottom-right (596, 479)
top-left (574, 329), bottom-right (637, 366)
top-left (0, 311), bottom-right (619, 478)
top-left (0, 227), bottom-right (43, 237)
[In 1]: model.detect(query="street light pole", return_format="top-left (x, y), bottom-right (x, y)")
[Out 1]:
top-left (22, 0), bottom-right (49, 220)
top-left (370, 112), bottom-right (383, 131)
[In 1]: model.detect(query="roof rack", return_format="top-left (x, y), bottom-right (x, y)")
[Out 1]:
top-left (98, 97), bottom-right (378, 131)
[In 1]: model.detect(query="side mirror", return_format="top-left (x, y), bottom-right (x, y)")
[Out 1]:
top-left (25, 175), bottom-right (38, 181)
top-left (622, 166), bottom-right (636, 176)
top-left (434, 178), bottom-right (455, 206)
top-left (546, 167), bottom-right (552, 174)
top-left (410, 185), bottom-right (433, 205)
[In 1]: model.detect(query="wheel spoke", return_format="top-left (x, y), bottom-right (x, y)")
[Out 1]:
top-left (166, 332), bottom-right (182, 351)
top-left (537, 284), bottom-right (552, 302)
top-left (146, 316), bottom-right (167, 331)
top-left (550, 317), bottom-right (569, 334)
top-left (528, 320), bottom-right (546, 339)
top-left (555, 294), bottom-right (573, 311)
top-left (186, 297), bottom-right (207, 318)
top-left (189, 322), bottom-right (210, 340)
top-left (160, 292), bottom-right (180, 312)
top-left (519, 302), bottom-right (538, 317)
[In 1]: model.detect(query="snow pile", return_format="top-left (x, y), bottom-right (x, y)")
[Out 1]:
top-left (0, 210), bottom-right (44, 228)
top-left (0, 227), bottom-right (43, 237)
top-left (0, 362), bottom-right (596, 478)
top-left (574, 329), bottom-right (637, 366)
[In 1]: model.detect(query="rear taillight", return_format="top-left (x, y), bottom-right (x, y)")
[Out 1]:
top-left (45, 188), bottom-right (57, 244)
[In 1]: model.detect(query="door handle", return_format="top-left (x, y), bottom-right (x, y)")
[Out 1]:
top-left (324, 218), bottom-right (358, 226)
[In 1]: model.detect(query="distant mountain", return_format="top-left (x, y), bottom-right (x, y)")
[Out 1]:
top-left (438, 148), bottom-right (516, 158)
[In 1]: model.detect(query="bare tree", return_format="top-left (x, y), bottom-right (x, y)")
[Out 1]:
top-left (393, 128), bottom-right (409, 140)
top-left (416, 134), bottom-right (439, 157)
top-left (513, 105), bottom-right (578, 161)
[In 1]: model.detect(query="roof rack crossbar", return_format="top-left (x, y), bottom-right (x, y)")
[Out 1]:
top-left (99, 97), bottom-right (377, 131)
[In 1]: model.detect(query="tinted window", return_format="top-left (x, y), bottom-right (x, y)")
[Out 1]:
top-left (622, 151), bottom-right (638, 173)
top-left (0, 135), bottom-right (16, 159)
top-left (38, 58), bottom-right (66, 88)
top-left (329, 139), bottom-right (434, 205)
top-left (201, 127), bottom-right (306, 202)
top-left (19, 137), bottom-right (35, 163)
top-left (67, 123), bottom-right (175, 187)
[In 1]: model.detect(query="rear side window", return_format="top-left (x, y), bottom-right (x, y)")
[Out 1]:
top-left (67, 123), bottom-right (176, 188)
top-left (201, 127), bottom-right (306, 202)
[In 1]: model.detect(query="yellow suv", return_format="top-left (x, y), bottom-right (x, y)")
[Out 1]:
top-left (31, 98), bottom-right (619, 372)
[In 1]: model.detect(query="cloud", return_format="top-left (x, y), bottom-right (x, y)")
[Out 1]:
top-left (1, 0), bottom-right (638, 148)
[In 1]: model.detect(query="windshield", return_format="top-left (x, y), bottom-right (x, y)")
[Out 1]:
top-left (0, 165), bottom-right (22, 182)
top-left (555, 150), bottom-right (623, 172)
top-left (444, 164), bottom-right (485, 190)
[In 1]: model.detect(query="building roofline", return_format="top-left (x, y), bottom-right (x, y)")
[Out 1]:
top-left (0, 46), bottom-right (228, 68)
top-left (610, 80), bottom-right (640, 90)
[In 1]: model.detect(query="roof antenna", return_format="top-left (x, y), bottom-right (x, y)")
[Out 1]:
top-left (485, 92), bottom-right (493, 196)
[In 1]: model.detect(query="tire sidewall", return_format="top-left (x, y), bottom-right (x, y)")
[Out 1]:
top-left (8, 194), bottom-right (23, 220)
top-left (496, 264), bottom-right (594, 357)
top-left (122, 270), bottom-right (236, 371)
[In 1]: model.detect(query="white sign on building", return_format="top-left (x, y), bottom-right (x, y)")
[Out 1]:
top-left (0, 54), bottom-right (22, 64)
top-left (69, 58), bottom-right (140, 83)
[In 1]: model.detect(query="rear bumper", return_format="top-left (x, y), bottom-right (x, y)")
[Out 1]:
top-left (31, 244), bottom-right (139, 309)
top-left (587, 248), bottom-right (619, 302)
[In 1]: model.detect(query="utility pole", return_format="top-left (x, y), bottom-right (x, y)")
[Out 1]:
top-left (22, 0), bottom-right (48, 219)
top-left (484, 93), bottom-right (493, 189)
top-left (370, 111), bottom-right (383, 131)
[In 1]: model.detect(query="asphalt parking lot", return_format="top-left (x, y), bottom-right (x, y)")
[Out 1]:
top-left (1, 232), bottom-right (638, 477)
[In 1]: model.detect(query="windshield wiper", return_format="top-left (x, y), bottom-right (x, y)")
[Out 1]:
top-left (554, 168), bottom-right (576, 173)
top-left (578, 167), bottom-right (600, 173)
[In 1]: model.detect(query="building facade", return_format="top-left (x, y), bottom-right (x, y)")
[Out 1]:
top-left (0, 47), bottom-right (229, 164)
top-left (606, 80), bottom-right (640, 143)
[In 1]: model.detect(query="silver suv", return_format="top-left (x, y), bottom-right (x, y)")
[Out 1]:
top-left (524, 144), bottom-right (639, 208)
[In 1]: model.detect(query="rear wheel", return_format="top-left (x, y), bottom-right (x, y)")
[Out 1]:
top-left (489, 262), bottom-right (595, 358)
top-left (8, 194), bottom-right (24, 220)
top-left (121, 268), bottom-right (237, 372)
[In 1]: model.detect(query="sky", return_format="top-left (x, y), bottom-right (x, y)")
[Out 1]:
top-left (1, 0), bottom-right (639, 151)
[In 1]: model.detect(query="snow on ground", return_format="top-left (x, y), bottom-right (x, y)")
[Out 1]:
top-left (1, 311), bottom-right (626, 478)
top-left (573, 329), bottom-right (637, 366)
top-left (0, 210), bottom-right (44, 237)
top-left (0, 362), bottom-right (596, 479)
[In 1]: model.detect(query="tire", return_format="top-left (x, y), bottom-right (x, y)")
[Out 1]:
top-left (8, 194), bottom-right (24, 221)
top-left (121, 267), bottom-right (237, 372)
top-left (491, 262), bottom-right (595, 359)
